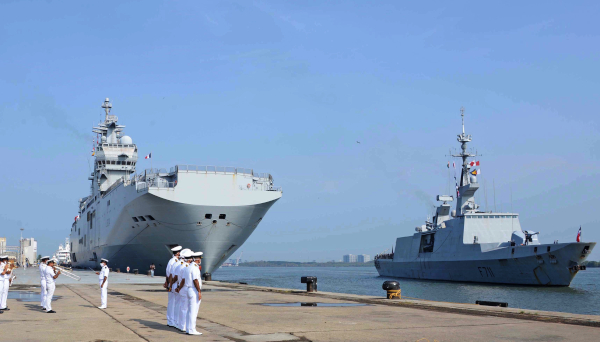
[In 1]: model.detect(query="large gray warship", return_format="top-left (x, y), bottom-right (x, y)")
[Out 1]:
top-left (375, 110), bottom-right (595, 286)
top-left (69, 98), bottom-right (282, 278)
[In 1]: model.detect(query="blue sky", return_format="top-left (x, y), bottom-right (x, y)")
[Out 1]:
top-left (1, 1), bottom-right (599, 260)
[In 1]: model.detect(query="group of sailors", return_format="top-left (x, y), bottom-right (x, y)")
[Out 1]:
top-left (0, 255), bottom-right (14, 313)
top-left (164, 246), bottom-right (204, 336)
top-left (38, 256), bottom-right (110, 313)
top-left (11, 248), bottom-right (203, 336)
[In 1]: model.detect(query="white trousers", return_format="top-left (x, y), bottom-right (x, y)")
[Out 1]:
top-left (45, 283), bottom-right (55, 311)
top-left (100, 280), bottom-right (108, 307)
top-left (40, 280), bottom-right (47, 307)
top-left (0, 276), bottom-right (8, 309)
top-left (167, 290), bottom-right (175, 325)
top-left (178, 290), bottom-right (189, 330)
top-left (186, 287), bottom-right (201, 334)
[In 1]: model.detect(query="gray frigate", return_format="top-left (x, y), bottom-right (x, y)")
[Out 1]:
top-left (375, 110), bottom-right (595, 286)
top-left (69, 98), bottom-right (282, 278)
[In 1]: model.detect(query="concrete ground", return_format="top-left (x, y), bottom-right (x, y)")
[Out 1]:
top-left (2, 268), bottom-right (599, 341)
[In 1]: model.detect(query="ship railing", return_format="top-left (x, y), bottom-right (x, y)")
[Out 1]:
top-left (173, 165), bottom-right (272, 180)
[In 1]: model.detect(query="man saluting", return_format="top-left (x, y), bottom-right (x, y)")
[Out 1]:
top-left (95, 259), bottom-right (110, 309)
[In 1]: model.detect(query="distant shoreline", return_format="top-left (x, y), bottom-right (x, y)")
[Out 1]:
top-left (239, 261), bottom-right (375, 267)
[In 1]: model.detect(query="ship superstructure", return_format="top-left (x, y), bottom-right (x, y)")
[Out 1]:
top-left (375, 109), bottom-right (595, 286)
top-left (69, 98), bottom-right (282, 277)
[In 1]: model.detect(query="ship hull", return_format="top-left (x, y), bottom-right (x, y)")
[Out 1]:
top-left (376, 242), bottom-right (595, 286)
top-left (70, 167), bottom-right (281, 276)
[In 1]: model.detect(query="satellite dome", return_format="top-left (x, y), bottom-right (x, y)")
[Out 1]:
top-left (101, 136), bottom-right (107, 143)
top-left (120, 136), bottom-right (133, 144)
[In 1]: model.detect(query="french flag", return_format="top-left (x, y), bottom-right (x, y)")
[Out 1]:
top-left (145, 152), bottom-right (152, 159)
top-left (576, 227), bottom-right (581, 242)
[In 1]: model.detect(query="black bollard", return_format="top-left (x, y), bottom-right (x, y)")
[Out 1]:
top-left (204, 273), bottom-right (212, 281)
top-left (301, 276), bottom-right (317, 292)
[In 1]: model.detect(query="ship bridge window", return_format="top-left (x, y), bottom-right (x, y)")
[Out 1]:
top-left (138, 216), bottom-right (146, 221)
top-left (205, 214), bottom-right (212, 219)
top-left (219, 214), bottom-right (226, 219)
top-left (145, 215), bottom-right (155, 221)
top-left (132, 217), bottom-right (139, 222)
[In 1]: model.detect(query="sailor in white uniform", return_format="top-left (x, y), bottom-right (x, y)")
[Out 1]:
top-left (175, 249), bottom-right (193, 332)
top-left (0, 255), bottom-right (11, 312)
top-left (95, 258), bottom-right (110, 309)
top-left (171, 248), bottom-right (190, 330)
top-left (39, 256), bottom-right (50, 310)
top-left (44, 259), bottom-right (61, 313)
top-left (165, 246), bottom-right (182, 327)
top-left (185, 251), bottom-right (203, 335)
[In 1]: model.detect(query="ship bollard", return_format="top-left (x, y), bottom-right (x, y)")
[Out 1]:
top-left (301, 276), bottom-right (317, 292)
top-left (204, 273), bottom-right (212, 281)
top-left (382, 281), bottom-right (401, 299)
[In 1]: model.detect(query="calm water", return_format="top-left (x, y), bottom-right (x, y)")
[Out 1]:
top-left (214, 266), bottom-right (600, 315)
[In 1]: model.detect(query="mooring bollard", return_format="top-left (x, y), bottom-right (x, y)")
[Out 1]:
top-left (133, 269), bottom-right (139, 275)
top-left (382, 280), bottom-right (401, 299)
top-left (115, 268), bottom-right (120, 273)
top-left (204, 273), bottom-right (212, 281)
top-left (301, 276), bottom-right (317, 292)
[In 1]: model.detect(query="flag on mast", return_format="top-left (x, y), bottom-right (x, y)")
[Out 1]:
top-left (576, 227), bottom-right (582, 242)
top-left (144, 152), bottom-right (152, 159)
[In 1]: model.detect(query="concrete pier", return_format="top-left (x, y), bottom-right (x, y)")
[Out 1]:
top-left (2, 268), bottom-right (599, 341)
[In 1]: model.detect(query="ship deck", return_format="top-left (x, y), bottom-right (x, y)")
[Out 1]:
top-left (3, 268), bottom-right (599, 341)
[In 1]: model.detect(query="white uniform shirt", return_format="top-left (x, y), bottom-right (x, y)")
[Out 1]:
top-left (0, 262), bottom-right (6, 279)
top-left (172, 261), bottom-right (184, 288)
top-left (166, 256), bottom-right (178, 278)
top-left (185, 262), bottom-right (202, 289)
top-left (44, 266), bottom-right (57, 285)
top-left (99, 265), bottom-right (109, 281)
top-left (178, 261), bottom-right (189, 288)
top-left (39, 263), bottom-right (47, 281)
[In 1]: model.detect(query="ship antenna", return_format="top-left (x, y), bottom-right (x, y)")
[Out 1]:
top-left (461, 106), bottom-right (465, 134)
top-left (102, 98), bottom-right (112, 120)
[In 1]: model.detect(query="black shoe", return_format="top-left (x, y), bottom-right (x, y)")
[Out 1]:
top-left (3, 308), bottom-right (9, 311)
top-left (42, 307), bottom-right (47, 310)
top-left (47, 310), bottom-right (56, 313)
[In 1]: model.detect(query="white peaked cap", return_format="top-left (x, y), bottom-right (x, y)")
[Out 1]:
top-left (192, 252), bottom-right (203, 257)
top-left (171, 246), bottom-right (183, 252)
top-left (181, 250), bottom-right (193, 258)
top-left (41, 256), bottom-right (51, 260)
top-left (101, 258), bottom-right (109, 263)
top-left (49, 259), bottom-right (58, 263)
top-left (0, 255), bottom-right (7, 259)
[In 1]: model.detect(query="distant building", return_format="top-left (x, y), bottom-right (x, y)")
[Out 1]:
top-left (0, 237), bottom-right (5, 254)
top-left (20, 237), bottom-right (37, 266)
top-left (358, 254), bottom-right (370, 263)
top-left (343, 254), bottom-right (357, 263)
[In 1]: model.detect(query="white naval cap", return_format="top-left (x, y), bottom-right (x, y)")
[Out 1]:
top-left (41, 256), bottom-right (50, 260)
top-left (0, 255), bottom-right (7, 259)
top-left (192, 252), bottom-right (203, 258)
top-left (100, 258), bottom-right (109, 263)
top-left (181, 249), bottom-right (193, 258)
top-left (48, 258), bottom-right (58, 263)
top-left (171, 246), bottom-right (183, 252)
